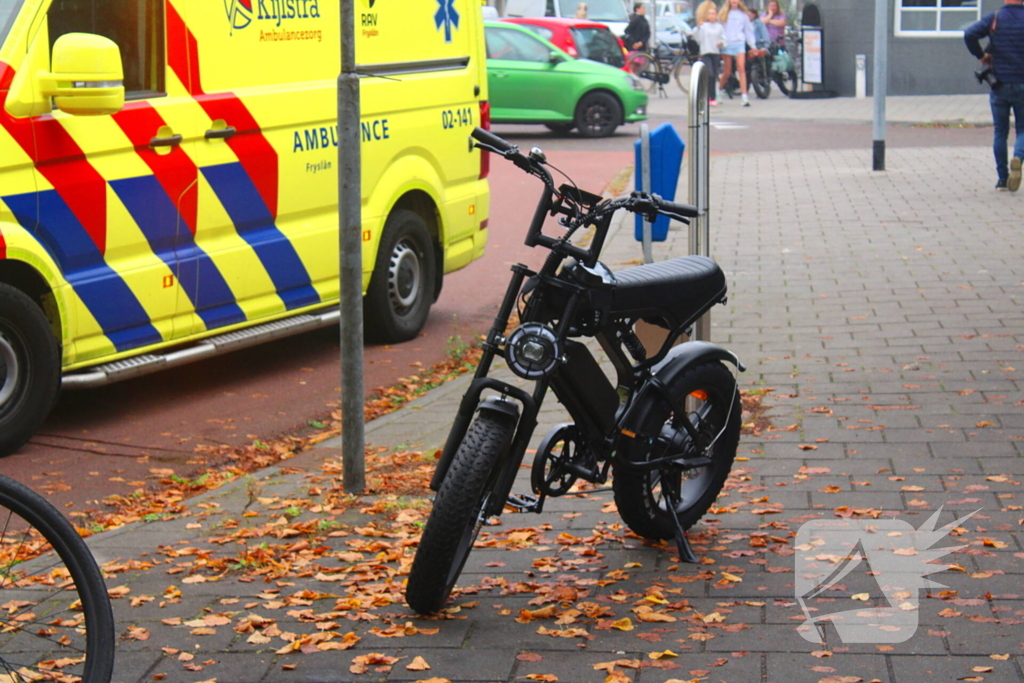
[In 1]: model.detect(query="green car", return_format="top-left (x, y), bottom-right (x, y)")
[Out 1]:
top-left (484, 22), bottom-right (648, 138)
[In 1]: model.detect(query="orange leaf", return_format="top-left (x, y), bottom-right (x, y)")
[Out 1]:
top-left (406, 656), bottom-right (431, 672)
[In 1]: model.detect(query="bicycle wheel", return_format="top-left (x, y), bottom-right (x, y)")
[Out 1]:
top-left (406, 410), bottom-right (517, 614)
top-left (626, 52), bottom-right (659, 93)
top-left (775, 68), bottom-right (799, 97)
top-left (613, 362), bottom-right (740, 540)
top-left (751, 60), bottom-right (771, 99)
top-left (673, 58), bottom-right (693, 95)
top-left (0, 474), bottom-right (114, 683)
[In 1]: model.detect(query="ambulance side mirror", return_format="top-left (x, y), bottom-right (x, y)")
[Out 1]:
top-left (38, 33), bottom-right (125, 116)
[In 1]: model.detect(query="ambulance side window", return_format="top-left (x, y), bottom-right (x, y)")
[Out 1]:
top-left (48, 0), bottom-right (164, 98)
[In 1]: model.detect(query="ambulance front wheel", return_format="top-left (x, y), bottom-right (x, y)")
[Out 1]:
top-left (0, 283), bottom-right (61, 457)
top-left (364, 210), bottom-right (437, 343)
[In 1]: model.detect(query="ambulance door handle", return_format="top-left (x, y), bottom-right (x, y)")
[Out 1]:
top-left (205, 126), bottom-right (237, 140)
top-left (150, 133), bottom-right (183, 148)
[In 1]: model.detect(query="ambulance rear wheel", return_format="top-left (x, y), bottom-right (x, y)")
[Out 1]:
top-left (0, 284), bottom-right (60, 457)
top-left (365, 210), bottom-right (437, 343)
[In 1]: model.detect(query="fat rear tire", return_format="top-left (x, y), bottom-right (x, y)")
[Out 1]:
top-left (364, 209), bottom-right (436, 343)
top-left (406, 410), bottom-right (516, 614)
top-left (613, 361), bottom-right (740, 540)
top-left (0, 284), bottom-right (60, 457)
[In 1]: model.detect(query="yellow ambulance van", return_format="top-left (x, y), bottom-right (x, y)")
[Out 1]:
top-left (0, 0), bottom-right (491, 455)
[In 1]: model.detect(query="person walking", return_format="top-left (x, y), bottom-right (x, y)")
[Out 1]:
top-left (718, 0), bottom-right (756, 107)
top-left (965, 0), bottom-right (1024, 191)
top-left (624, 2), bottom-right (652, 52)
top-left (694, 0), bottom-right (726, 106)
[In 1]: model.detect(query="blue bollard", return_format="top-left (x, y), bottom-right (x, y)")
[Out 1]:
top-left (634, 123), bottom-right (685, 243)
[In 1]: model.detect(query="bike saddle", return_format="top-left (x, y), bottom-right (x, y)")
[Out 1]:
top-left (610, 255), bottom-right (727, 328)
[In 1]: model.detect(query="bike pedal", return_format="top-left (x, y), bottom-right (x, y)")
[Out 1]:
top-left (506, 492), bottom-right (543, 513)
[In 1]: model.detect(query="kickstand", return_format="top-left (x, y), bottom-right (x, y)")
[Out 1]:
top-left (664, 484), bottom-right (700, 563)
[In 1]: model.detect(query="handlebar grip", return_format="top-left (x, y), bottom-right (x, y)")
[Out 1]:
top-left (655, 197), bottom-right (700, 218)
top-left (471, 127), bottom-right (516, 154)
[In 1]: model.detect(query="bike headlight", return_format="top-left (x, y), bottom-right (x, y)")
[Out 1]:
top-left (505, 323), bottom-right (561, 380)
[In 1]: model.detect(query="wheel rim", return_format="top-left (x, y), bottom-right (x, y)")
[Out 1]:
top-left (0, 332), bottom-right (21, 410)
top-left (647, 397), bottom-right (720, 517)
top-left (388, 239), bottom-right (422, 313)
top-left (581, 102), bottom-right (613, 135)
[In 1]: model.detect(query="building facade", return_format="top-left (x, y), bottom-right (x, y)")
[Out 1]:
top-left (786, 0), bottom-right (1002, 97)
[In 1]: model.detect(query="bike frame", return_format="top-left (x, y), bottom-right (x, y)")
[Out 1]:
top-left (429, 171), bottom-right (723, 518)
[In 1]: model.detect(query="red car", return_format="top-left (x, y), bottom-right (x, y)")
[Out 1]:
top-left (500, 17), bottom-right (629, 72)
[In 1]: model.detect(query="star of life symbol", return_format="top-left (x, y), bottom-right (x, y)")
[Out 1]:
top-left (224, 0), bottom-right (254, 33)
top-left (435, 0), bottom-right (459, 42)
top-left (795, 507), bottom-right (977, 644)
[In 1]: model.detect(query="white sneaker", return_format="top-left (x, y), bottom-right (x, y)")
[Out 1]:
top-left (742, 94), bottom-right (750, 107)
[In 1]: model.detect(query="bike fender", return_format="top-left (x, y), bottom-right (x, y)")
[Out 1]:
top-left (617, 341), bottom-right (743, 442)
top-left (651, 341), bottom-right (746, 384)
top-left (477, 396), bottom-right (521, 421)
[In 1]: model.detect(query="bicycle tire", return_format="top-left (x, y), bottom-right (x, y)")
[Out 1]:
top-left (626, 52), bottom-right (659, 93)
top-left (613, 362), bottom-right (740, 540)
top-left (406, 410), bottom-right (516, 614)
top-left (776, 68), bottom-right (799, 97)
top-left (673, 58), bottom-right (693, 95)
top-left (751, 60), bottom-right (771, 99)
top-left (0, 473), bottom-right (115, 683)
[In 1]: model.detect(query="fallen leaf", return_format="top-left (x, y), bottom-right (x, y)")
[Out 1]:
top-left (406, 656), bottom-right (431, 672)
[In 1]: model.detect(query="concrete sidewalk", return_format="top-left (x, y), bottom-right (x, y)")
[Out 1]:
top-left (87, 101), bottom-right (1022, 683)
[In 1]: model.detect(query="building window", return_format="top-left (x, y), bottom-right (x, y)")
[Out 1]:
top-left (896, 0), bottom-right (980, 37)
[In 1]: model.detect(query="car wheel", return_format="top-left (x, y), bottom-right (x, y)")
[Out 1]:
top-left (364, 209), bottom-right (436, 343)
top-left (574, 91), bottom-right (622, 138)
top-left (544, 123), bottom-right (575, 135)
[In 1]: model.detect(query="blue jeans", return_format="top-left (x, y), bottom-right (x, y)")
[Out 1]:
top-left (990, 81), bottom-right (1024, 182)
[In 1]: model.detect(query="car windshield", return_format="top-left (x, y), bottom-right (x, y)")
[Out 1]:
top-left (571, 27), bottom-right (624, 67)
top-left (0, 0), bottom-right (23, 47)
top-left (559, 0), bottom-right (627, 22)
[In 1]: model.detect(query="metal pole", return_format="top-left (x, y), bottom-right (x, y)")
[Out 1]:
top-left (872, 0), bottom-right (887, 171)
top-left (339, 0), bottom-right (365, 493)
top-left (640, 123), bottom-right (653, 264)
top-left (688, 60), bottom-right (711, 342)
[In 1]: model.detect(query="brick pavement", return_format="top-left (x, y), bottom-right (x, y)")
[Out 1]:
top-left (84, 101), bottom-right (1023, 683)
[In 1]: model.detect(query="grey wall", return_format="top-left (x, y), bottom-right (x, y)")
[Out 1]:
top-left (806, 0), bottom-right (1002, 96)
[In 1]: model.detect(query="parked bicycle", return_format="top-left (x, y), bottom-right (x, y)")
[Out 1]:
top-left (773, 26), bottom-right (801, 97)
top-left (0, 474), bottom-right (115, 683)
top-left (626, 37), bottom-right (699, 95)
top-left (406, 128), bottom-right (744, 614)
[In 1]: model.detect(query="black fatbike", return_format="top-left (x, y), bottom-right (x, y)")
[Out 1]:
top-left (405, 128), bottom-right (745, 614)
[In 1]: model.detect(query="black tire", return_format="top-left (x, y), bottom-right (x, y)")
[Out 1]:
top-left (776, 69), bottom-right (798, 97)
top-left (574, 91), bottom-right (622, 139)
top-left (544, 123), bottom-right (575, 135)
top-left (673, 59), bottom-right (693, 95)
top-left (626, 52), bottom-right (658, 93)
top-left (0, 473), bottom-right (115, 683)
top-left (406, 410), bottom-right (516, 613)
top-left (364, 209), bottom-right (437, 343)
top-left (0, 284), bottom-right (60, 458)
top-left (751, 61), bottom-right (771, 99)
top-left (613, 362), bottom-right (740, 540)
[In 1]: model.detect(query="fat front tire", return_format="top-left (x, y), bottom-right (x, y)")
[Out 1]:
top-left (406, 410), bottom-right (517, 614)
top-left (613, 361), bottom-right (740, 540)
top-left (364, 209), bottom-right (437, 343)
top-left (0, 284), bottom-right (60, 457)
top-left (574, 91), bottom-right (622, 138)
top-left (0, 473), bottom-right (116, 683)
